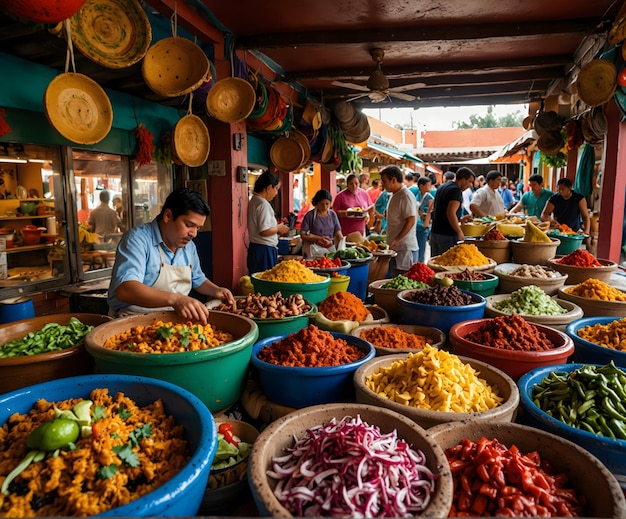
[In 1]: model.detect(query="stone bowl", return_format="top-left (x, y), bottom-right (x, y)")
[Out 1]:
top-left (247, 403), bottom-right (454, 517)
top-left (547, 257), bottom-right (618, 285)
top-left (428, 420), bottom-right (626, 518)
top-left (353, 353), bottom-right (519, 429)
top-left (351, 323), bottom-right (446, 355)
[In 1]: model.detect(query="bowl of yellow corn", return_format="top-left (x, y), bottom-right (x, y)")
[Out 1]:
top-left (353, 346), bottom-right (519, 429)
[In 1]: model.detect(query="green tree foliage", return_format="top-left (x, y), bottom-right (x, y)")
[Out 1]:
top-left (453, 105), bottom-right (524, 129)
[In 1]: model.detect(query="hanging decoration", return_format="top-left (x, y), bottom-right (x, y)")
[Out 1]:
top-left (133, 123), bottom-right (155, 166)
top-left (0, 109), bottom-right (12, 138)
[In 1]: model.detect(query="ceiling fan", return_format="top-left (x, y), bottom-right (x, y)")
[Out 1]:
top-left (332, 48), bottom-right (426, 103)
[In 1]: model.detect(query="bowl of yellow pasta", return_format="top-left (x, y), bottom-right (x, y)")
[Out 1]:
top-left (566, 316), bottom-right (626, 368)
top-left (85, 310), bottom-right (259, 413)
top-left (353, 346), bottom-right (519, 429)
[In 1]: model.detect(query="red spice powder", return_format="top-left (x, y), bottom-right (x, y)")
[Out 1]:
top-left (557, 249), bottom-right (601, 267)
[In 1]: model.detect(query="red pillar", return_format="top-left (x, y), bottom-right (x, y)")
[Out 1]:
top-left (597, 101), bottom-right (626, 262)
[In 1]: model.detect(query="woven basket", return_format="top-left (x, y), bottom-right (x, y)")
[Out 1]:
top-left (173, 114), bottom-right (210, 167)
top-left (270, 137), bottom-right (305, 172)
top-left (205, 78), bottom-right (256, 123)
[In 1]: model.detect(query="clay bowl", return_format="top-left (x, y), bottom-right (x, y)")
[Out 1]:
top-left (351, 323), bottom-right (446, 355)
top-left (449, 318), bottom-right (574, 380)
top-left (248, 403), bottom-right (454, 517)
top-left (354, 353), bottom-right (519, 429)
top-left (566, 316), bottom-right (626, 368)
top-left (485, 293), bottom-right (583, 332)
top-left (558, 285), bottom-right (626, 317)
top-left (547, 257), bottom-right (618, 285)
top-left (494, 262), bottom-right (567, 296)
top-left (0, 313), bottom-right (111, 394)
top-left (510, 238), bottom-right (560, 265)
top-left (368, 278), bottom-right (428, 322)
top-left (428, 420), bottom-right (626, 518)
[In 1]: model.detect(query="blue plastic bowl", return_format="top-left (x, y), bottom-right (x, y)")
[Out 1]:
top-left (398, 288), bottom-right (487, 335)
top-left (0, 374), bottom-right (217, 517)
top-left (566, 316), bottom-right (626, 368)
top-left (518, 363), bottom-right (626, 483)
top-left (251, 332), bottom-right (375, 408)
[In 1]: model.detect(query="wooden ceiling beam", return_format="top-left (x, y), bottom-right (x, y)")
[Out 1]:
top-left (236, 20), bottom-right (603, 49)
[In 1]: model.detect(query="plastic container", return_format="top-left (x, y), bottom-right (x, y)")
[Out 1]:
top-left (519, 364), bottom-right (626, 487)
top-left (250, 331), bottom-right (375, 408)
top-left (449, 318), bottom-right (574, 380)
top-left (398, 288), bottom-right (486, 335)
top-left (547, 257), bottom-right (618, 285)
top-left (345, 259), bottom-right (371, 301)
top-left (354, 353), bottom-right (519, 429)
top-left (0, 296), bottom-right (35, 325)
top-left (433, 271), bottom-right (499, 297)
top-left (85, 310), bottom-right (259, 413)
top-left (327, 274), bottom-right (350, 295)
top-left (250, 273), bottom-right (330, 304)
top-left (551, 232), bottom-right (585, 255)
top-left (0, 373), bottom-right (217, 517)
top-left (566, 316), bottom-right (626, 368)
top-left (428, 420), bottom-right (626, 518)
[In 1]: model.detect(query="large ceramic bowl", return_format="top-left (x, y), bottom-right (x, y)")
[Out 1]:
top-left (0, 374), bottom-right (217, 517)
top-left (449, 318), bottom-right (574, 380)
top-left (251, 331), bottom-right (375, 408)
top-left (351, 323), bottom-right (446, 355)
top-left (368, 278), bottom-right (428, 321)
top-left (433, 271), bottom-right (499, 297)
top-left (250, 272), bottom-right (331, 304)
top-left (398, 288), bottom-right (486, 335)
top-left (547, 257), bottom-right (618, 285)
top-left (354, 353), bottom-right (519, 429)
top-left (494, 262), bottom-right (567, 295)
top-left (510, 238), bottom-right (560, 265)
top-left (519, 364), bottom-right (626, 487)
top-left (566, 316), bottom-right (626, 368)
top-left (427, 255), bottom-right (496, 273)
top-left (485, 294), bottom-right (583, 332)
top-left (248, 403), bottom-right (454, 518)
top-left (0, 313), bottom-right (111, 394)
top-left (429, 420), bottom-right (626, 518)
top-left (558, 285), bottom-right (626, 317)
top-left (470, 238), bottom-right (511, 264)
top-left (85, 310), bottom-right (258, 413)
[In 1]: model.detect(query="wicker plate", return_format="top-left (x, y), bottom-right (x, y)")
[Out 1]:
top-left (44, 72), bottom-right (113, 144)
top-left (70, 0), bottom-right (151, 69)
top-left (205, 78), bottom-right (256, 123)
top-left (270, 137), bottom-right (305, 172)
top-left (173, 114), bottom-right (210, 167)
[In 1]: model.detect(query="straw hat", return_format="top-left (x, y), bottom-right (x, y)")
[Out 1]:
top-left (576, 59), bottom-right (617, 108)
top-left (537, 130), bottom-right (564, 155)
top-left (172, 114), bottom-right (210, 167)
top-left (333, 101), bottom-right (356, 123)
top-left (142, 37), bottom-right (210, 97)
top-left (44, 72), bottom-right (113, 144)
top-left (288, 129), bottom-right (311, 167)
top-left (270, 137), bottom-right (305, 172)
top-left (70, 0), bottom-right (151, 69)
top-left (533, 111), bottom-right (561, 136)
top-left (205, 78), bottom-right (256, 123)
top-left (321, 135), bottom-right (334, 163)
top-left (344, 112), bottom-right (370, 144)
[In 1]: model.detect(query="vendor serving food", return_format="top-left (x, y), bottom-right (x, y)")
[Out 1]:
top-left (107, 188), bottom-right (234, 323)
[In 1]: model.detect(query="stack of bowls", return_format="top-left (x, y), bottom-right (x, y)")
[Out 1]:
top-left (248, 403), bottom-right (454, 517)
top-left (351, 323), bottom-right (446, 355)
top-left (449, 318), bottom-right (574, 380)
top-left (250, 331), bottom-right (375, 408)
top-left (250, 273), bottom-right (331, 304)
top-left (495, 263), bottom-right (567, 295)
top-left (566, 316), bottom-right (626, 367)
top-left (354, 353), bottom-right (519, 428)
top-left (85, 310), bottom-right (259, 413)
top-left (547, 257), bottom-right (618, 285)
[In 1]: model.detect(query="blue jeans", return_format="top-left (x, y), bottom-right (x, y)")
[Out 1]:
top-left (416, 225), bottom-right (431, 263)
top-left (247, 243), bottom-right (278, 275)
top-left (429, 232), bottom-right (458, 257)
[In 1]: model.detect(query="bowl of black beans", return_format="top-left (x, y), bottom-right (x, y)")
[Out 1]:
top-left (397, 286), bottom-right (487, 335)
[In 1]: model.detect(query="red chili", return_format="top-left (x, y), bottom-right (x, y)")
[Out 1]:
top-left (218, 423), bottom-right (238, 446)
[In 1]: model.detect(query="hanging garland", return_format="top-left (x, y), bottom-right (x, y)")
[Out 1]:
top-left (133, 123), bottom-right (156, 166)
top-left (0, 108), bottom-right (12, 138)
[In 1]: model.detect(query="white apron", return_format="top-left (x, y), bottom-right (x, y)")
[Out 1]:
top-left (116, 246), bottom-right (192, 317)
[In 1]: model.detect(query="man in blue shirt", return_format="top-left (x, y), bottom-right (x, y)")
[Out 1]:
top-left (509, 174), bottom-right (553, 219)
top-left (108, 187), bottom-right (234, 322)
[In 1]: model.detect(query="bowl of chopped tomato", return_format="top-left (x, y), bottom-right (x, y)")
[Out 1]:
top-left (429, 420), bottom-right (626, 517)
top-left (449, 315), bottom-right (574, 380)
top-left (248, 403), bottom-right (454, 518)
top-left (251, 324), bottom-right (375, 408)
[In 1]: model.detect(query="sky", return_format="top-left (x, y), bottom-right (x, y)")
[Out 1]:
top-left (363, 104), bottom-right (528, 131)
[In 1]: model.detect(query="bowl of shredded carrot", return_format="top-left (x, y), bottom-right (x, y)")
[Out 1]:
top-left (429, 420), bottom-right (626, 518)
top-left (547, 252), bottom-right (617, 285)
top-left (0, 373), bottom-right (217, 517)
top-left (351, 323), bottom-right (446, 355)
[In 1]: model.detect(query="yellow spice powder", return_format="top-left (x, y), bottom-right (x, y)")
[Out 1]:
top-left (434, 243), bottom-right (490, 266)
top-left (258, 260), bottom-right (326, 282)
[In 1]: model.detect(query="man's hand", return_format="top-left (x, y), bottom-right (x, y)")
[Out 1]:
top-left (214, 287), bottom-right (235, 305)
top-left (277, 223), bottom-right (290, 236)
top-left (171, 294), bottom-right (210, 324)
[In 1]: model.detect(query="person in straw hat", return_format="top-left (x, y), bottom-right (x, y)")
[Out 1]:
top-left (107, 187), bottom-right (234, 323)
top-left (541, 177), bottom-right (590, 236)
top-left (247, 171), bottom-right (290, 274)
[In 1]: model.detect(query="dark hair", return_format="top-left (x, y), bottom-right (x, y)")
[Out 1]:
top-left (381, 165), bottom-right (403, 183)
top-left (455, 167), bottom-right (475, 181)
top-left (346, 173), bottom-right (358, 185)
top-left (417, 176), bottom-right (431, 187)
top-left (529, 174), bottom-right (543, 184)
top-left (443, 171), bottom-right (455, 181)
top-left (159, 187), bottom-right (210, 220)
top-left (486, 170), bottom-right (502, 182)
top-left (99, 190), bottom-right (111, 203)
top-left (405, 172), bottom-right (415, 181)
top-left (253, 171), bottom-right (280, 193)
top-left (557, 177), bottom-right (572, 188)
top-left (371, 179), bottom-right (380, 187)
top-left (312, 189), bottom-right (332, 205)
top-left (428, 173), bottom-right (437, 184)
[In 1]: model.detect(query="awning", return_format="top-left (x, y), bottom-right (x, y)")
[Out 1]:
top-left (402, 151), bottom-right (424, 163)
top-left (489, 129), bottom-right (538, 161)
top-left (366, 141), bottom-right (406, 160)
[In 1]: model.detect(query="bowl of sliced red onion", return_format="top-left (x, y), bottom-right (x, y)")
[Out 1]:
top-left (248, 403), bottom-right (453, 517)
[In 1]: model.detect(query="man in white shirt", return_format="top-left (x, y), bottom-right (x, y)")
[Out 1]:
top-left (469, 170), bottom-right (506, 217)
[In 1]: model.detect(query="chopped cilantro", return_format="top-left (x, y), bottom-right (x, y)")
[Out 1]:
top-left (113, 444), bottom-right (140, 467)
top-left (193, 326), bottom-right (207, 343)
top-left (110, 432), bottom-right (120, 439)
top-left (92, 405), bottom-right (106, 422)
top-left (117, 407), bottom-right (131, 420)
top-left (156, 325), bottom-right (174, 340)
top-left (129, 423), bottom-right (152, 447)
top-left (97, 464), bottom-right (119, 479)
top-left (126, 342), bottom-right (136, 349)
top-left (178, 327), bottom-right (191, 348)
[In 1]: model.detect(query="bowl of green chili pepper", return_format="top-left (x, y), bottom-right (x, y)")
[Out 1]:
top-left (0, 313), bottom-right (112, 394)
top-left (519, 362), bottom-right (626, 488)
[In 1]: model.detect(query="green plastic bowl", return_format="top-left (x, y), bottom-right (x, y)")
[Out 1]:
top-left (434, 272), bottom-right (499, 297)
top-left (84, 310), bottom-right (258, 413)
top-left (250, 273), bottom-right (331, 304)
top-left (549, 232), bottom-right (585, 255)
